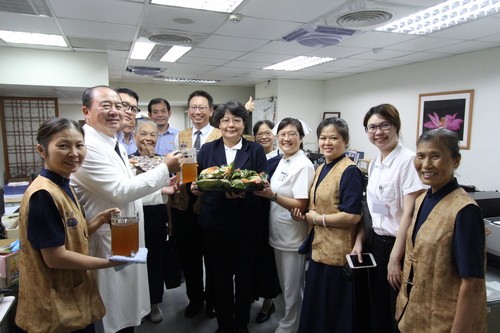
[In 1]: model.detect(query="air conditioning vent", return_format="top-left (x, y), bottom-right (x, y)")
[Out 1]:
top-left (337, 10), bottom-right (392, 28)
top-left (149, 34), bottom-right (192, 46)
top-left (0, 0), bottom-right (51, 16)
top-left (126, 66), bottom-right (164, 76)
top-left (313, 0), bottom-right (425, 31)
top-left (282, 25), bottom-right (358, 47)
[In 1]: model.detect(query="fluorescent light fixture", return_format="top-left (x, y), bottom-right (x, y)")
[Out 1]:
top-left (0, 30), bottom-right (67, 47)
top-left (376, 0), bottom-right (500, 35)
top-left (264, 56), bottom-right (335, 71)
top-left (151, 0), bottom-right (243, 13)
top-left (157, 77), bottom-right (220, 84)
top-left (160, 45), bottom-right (192, 62)
top-left (130, 37), bottom-right (156, 60)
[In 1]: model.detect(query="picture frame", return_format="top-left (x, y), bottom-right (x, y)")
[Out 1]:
top-left (323, 112), bottom-right (341, 120)
top-left (417, 89), bottom-right (474, 150)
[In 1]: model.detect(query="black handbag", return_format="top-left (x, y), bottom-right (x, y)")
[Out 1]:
top-left (163, 237), bottom-right (182, 289)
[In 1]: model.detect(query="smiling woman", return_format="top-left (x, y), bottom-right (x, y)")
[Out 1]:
top-left (15, 117), bottom-right (122, 333)
top-left (192, 100), bottom-right (269, 332)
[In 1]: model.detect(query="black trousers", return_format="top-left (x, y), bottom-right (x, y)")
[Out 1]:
top-left (203, 227), bottom-right (259, 331)
top-left (171, 207), bottom-right (212, 304)
top-left (369, 232), bottom-right (400, 333)
top-left (143, 204), bottom-right (168, 305)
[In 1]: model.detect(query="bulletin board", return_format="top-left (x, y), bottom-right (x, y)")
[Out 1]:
top-left (251, 97), bottom-right (277, 129)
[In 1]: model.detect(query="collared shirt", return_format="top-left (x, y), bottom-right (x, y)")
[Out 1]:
top-left (155, 125), bottom-right (179, 156)
top-left (269, 150), bottom-right (315, 251)
top-left (266, 149), bottom-right (279, 160)
top-left (366, 143), bottom-right (426, 237)
top-left (224, 139), bottom-right (243, 165)
top-left (116, 131), bottom-right (137, 156)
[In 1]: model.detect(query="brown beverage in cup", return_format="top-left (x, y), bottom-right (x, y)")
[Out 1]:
top-left (111, 212), bottom-right (139, 256)
top-left (181, 148), bottom-right (197, 183)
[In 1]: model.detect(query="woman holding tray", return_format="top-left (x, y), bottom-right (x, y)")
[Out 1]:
top-left (192, 100), bottom-right (268, 333)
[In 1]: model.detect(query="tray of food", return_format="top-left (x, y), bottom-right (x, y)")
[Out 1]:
top-left (196, 163), bottom-right (267, 191)
top-left (129, 155), bottom-right (164, 172)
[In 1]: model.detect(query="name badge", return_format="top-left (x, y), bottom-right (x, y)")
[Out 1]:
top-left (372, 199), bottom-right (389, 215)
top-left (278, 171), bottom-right (287, 181)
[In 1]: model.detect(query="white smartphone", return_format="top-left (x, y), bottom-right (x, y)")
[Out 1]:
top-left (346, 253), bottom-right (377, 269)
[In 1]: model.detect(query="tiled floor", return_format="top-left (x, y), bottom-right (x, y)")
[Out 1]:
top-left (137, 283), bottom-right (283, 333)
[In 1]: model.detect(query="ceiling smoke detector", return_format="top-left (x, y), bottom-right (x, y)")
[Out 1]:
top-left (337, 9), bottom-right (393, 28)
top-left (229, 13), bottom-right (242, 23)
top-left (149, 34), bottom-right (192, 45)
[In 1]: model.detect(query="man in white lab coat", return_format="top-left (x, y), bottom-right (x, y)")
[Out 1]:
top-left (71, 85), bottom-right (182, 333)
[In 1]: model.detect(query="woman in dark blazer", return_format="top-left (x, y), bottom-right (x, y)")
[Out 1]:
top-left (192, 100), bottom-right (268, 333)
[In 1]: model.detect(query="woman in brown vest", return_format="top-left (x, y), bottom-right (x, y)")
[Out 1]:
top-left (292, 117), bottom-right (365, 333)
top-left (16, 117), bottom-right (122, 333)
top-left (396, 128), bottom-right (486, 332)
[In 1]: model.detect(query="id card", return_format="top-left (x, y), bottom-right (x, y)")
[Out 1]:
top-left (371, 199), bottom-right (389, 216)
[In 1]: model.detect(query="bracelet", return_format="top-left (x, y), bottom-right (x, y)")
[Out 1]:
top-left (322, 214), bottom-right (326, 227)
top-left (313, 214), bottom-right (317, 225)
top-left (270, 193), bottom-right (278, 202)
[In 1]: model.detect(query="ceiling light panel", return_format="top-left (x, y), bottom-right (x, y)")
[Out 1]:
top-left (264, 56), bottom-right (335, 71)
top-left (0, 30), bottom-right (67, 47)
top-left (130, 37), bottom-right (155, 59)
top-left (376, 0), bottom-right (500, 35)
top-left (160, 45), bottom-right (192, 62)
top-left (151, 0), bottom-right (244, 13)
top-left (156, 77), bottom-right (220, 84)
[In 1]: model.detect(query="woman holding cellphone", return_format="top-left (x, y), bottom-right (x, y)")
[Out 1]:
top-left (292, 117), bottom-right (364, 333)
top-left (361, 104), bottom-right (426, 333)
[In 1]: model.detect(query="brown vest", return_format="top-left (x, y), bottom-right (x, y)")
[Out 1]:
top-left (309, 157), bottom-right (358, 266)
top-left (170, 127), bottom-right (221, 212)
top-left (396, 188), bottom-right (487, 333)
top-left (16, 176), bottom-right (105, 333)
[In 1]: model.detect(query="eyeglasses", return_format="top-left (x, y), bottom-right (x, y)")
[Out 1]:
top-left (220, 118), bottom-right (243, 125)
top-left (365, 122), bottom-right (392, 133)
top-left (256, 131), bottom-right (273, 138)
top-left (189, 105), bottom-right (209, 112)
top-left (122, 102), bottom-right (141, 114)
top-left (277, 131), bottom-right (299, 139)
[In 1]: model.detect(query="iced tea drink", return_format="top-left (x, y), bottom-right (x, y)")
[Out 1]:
top-left (181, 148), bottom-right (198, 183)
top-left (111, 212), bottom-right (139, 256)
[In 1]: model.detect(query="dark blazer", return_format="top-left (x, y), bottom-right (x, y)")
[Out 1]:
top-left (197, 137), bottom-right (268, 232)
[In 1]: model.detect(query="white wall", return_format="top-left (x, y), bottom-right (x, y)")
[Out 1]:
top-left (323, 46), bottom-right (500, 191)
top-left (0, 47), bottom-right (108, 87)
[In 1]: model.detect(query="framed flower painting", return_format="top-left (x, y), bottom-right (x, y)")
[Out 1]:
top-left (417, 90), bottom-right (474, 149)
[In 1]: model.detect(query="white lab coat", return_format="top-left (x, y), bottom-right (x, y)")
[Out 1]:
top-left (71, 124), bottom-right (170, 333)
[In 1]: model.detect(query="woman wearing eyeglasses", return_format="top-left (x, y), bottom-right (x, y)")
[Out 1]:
top-left (192, 101), bottom-right (268, 333)
top-left (362, 104), bottom-right (426, 333)
top-left (255, 117), bottom-right (315, 333)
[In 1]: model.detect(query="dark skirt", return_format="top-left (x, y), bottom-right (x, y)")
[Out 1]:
top-left (253, 240), bottom-right (282, 299)
top-left (298, 259), bottom-right (355, 333)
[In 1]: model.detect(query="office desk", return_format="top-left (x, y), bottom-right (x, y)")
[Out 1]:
top-left (487, 267), bottom-right (500, 332)
top-left (0, 296), bottom-right (15, 333)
